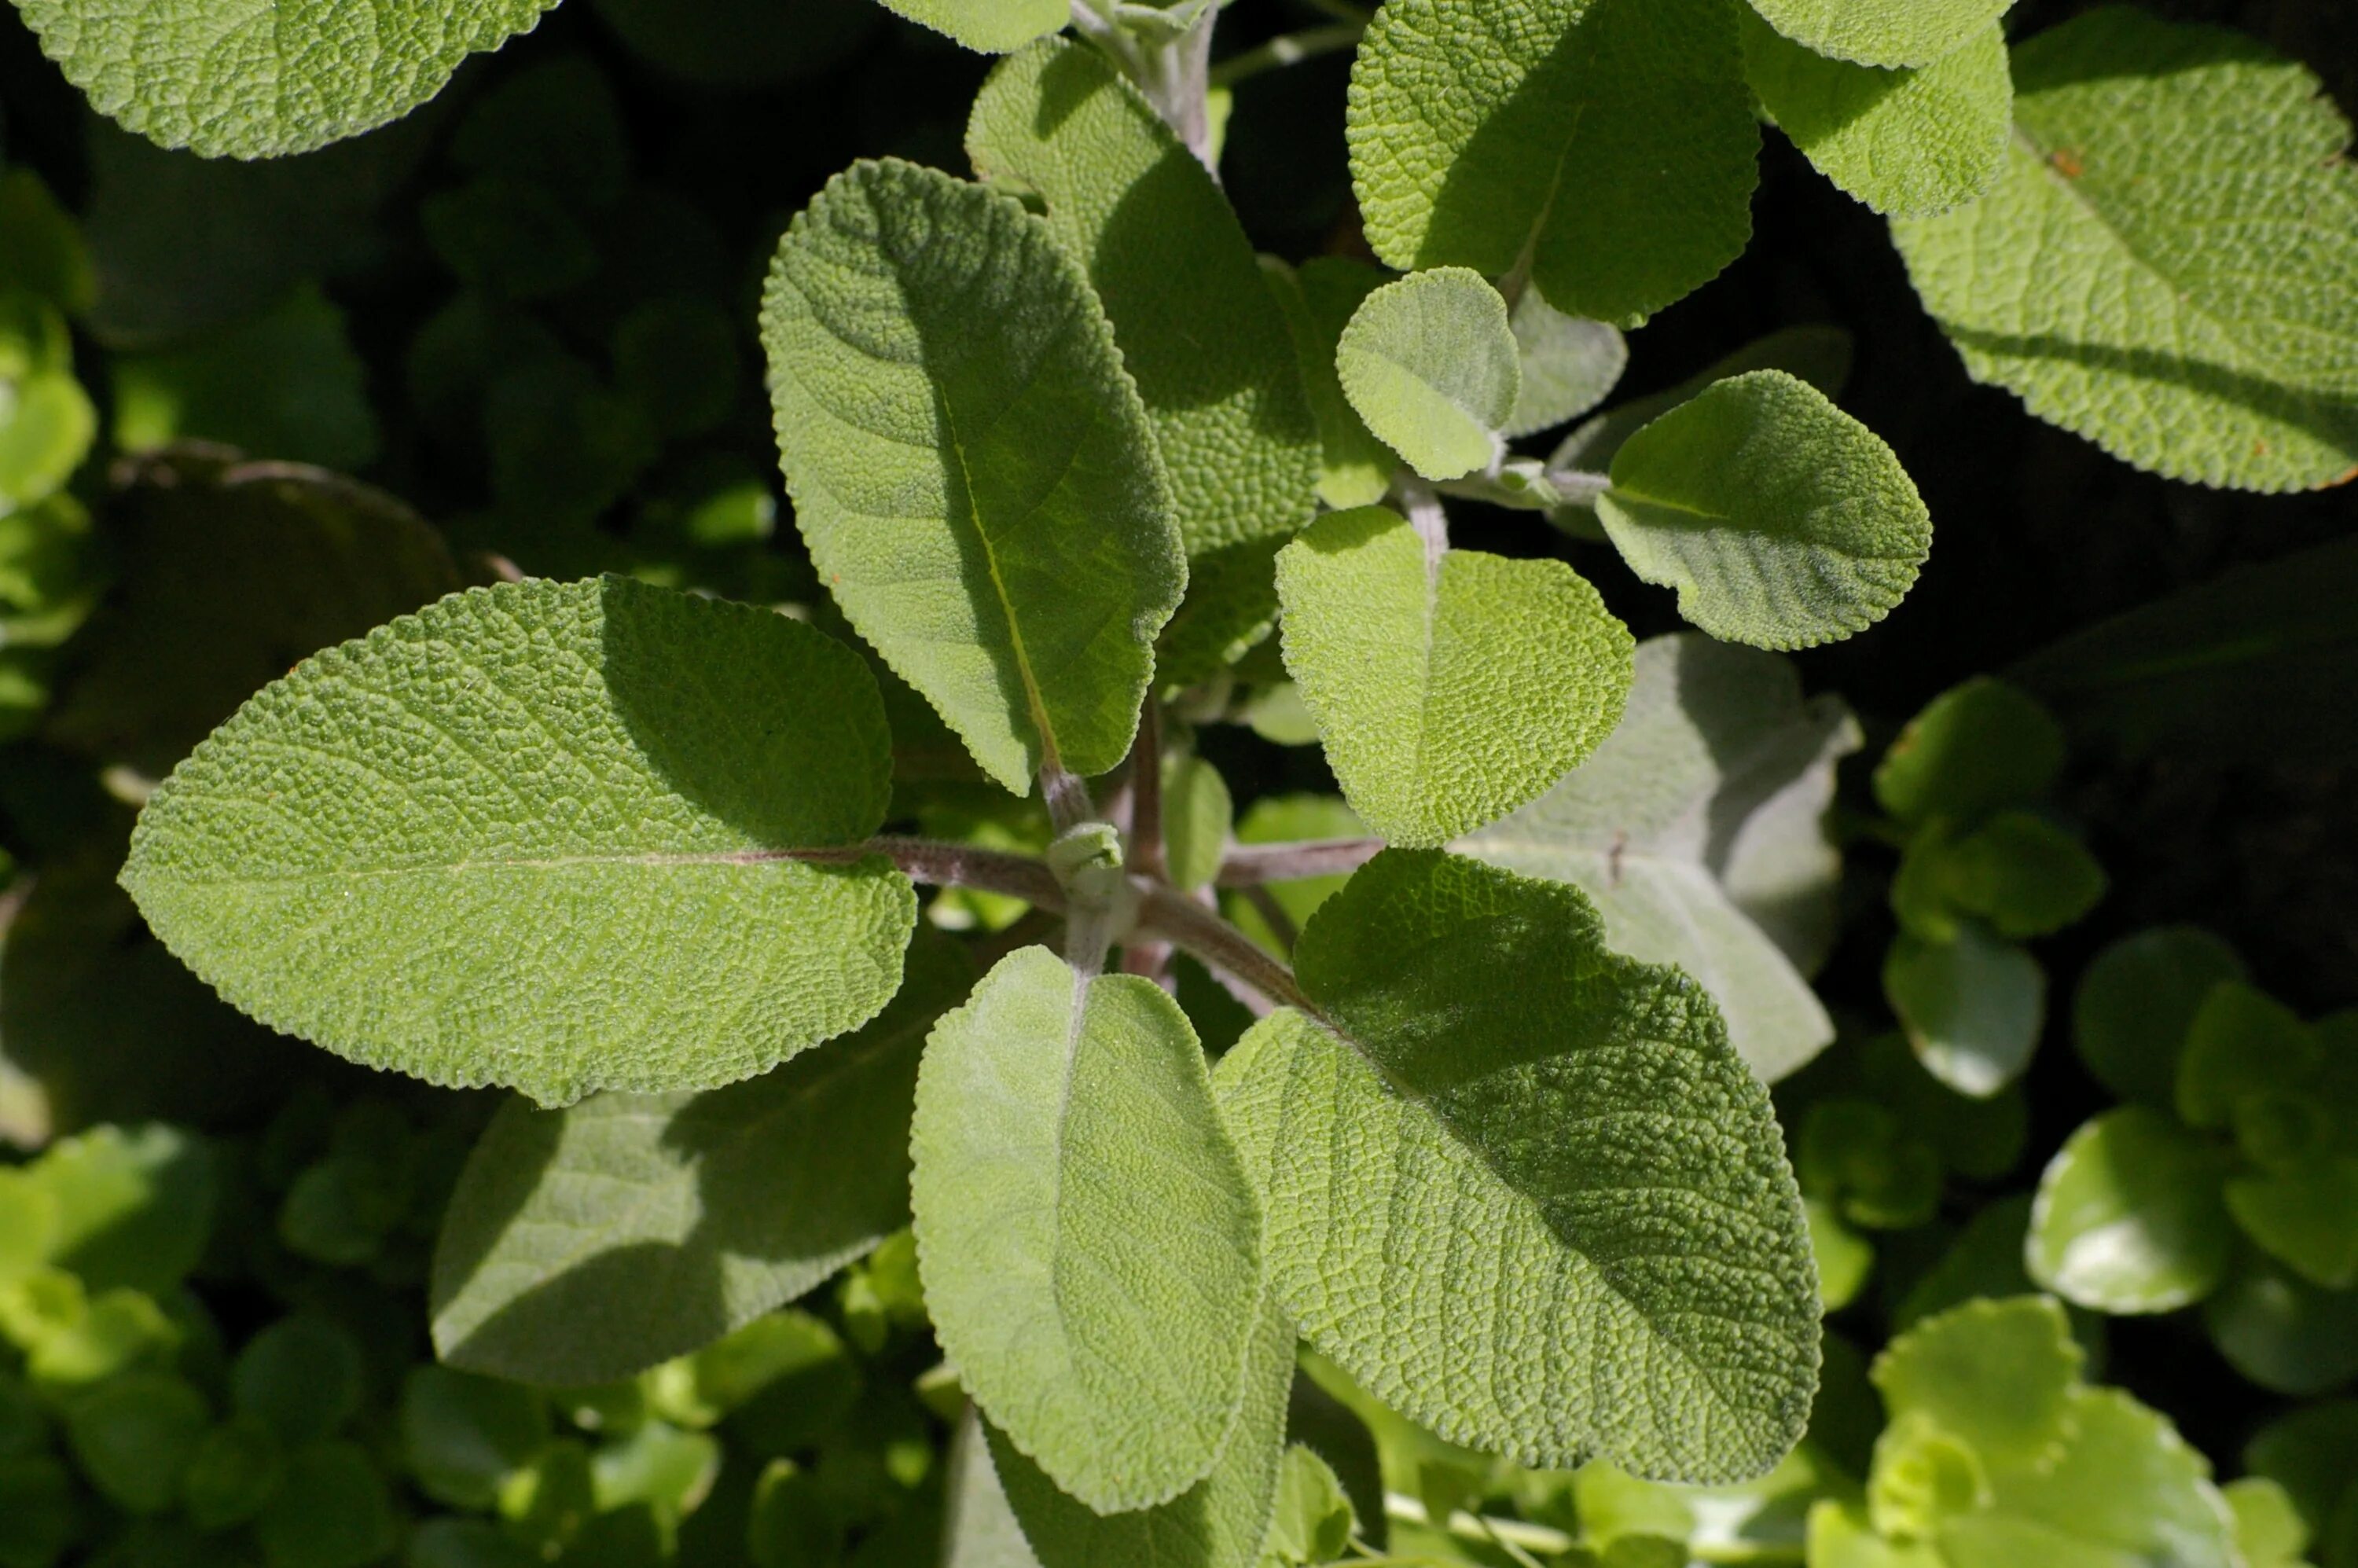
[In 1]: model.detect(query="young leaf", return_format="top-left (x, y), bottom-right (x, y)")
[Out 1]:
top-left (1463, 634), bottom-right (1860, 1083)
top-left (1275, 507), bottom-right (1633, 847)
top-left (2073, 928), bottom-right (2247, 1112)
top-left (1348, 0), bottom-right (1760, 326)
top-left (875, 0), bottom-right (1067, 53)
top-left (762, 158), bottom-right (1185, 793)
top-left (1871, 1296), bottom-right (2079, 1461)
top-left (1884, 922), bottom-right (2044, 1098)
top-left (1596, 371), bottom-right (1933, 650)
top-left (10, 0), bottom-right (562, 158)
top-left (1262, 257), bottom-right (1398, 511)
top-left (1741, 17), bottom-right (2012, 218)
top-left (120, 577), bottom-right (915, 1107)
top-left (1335, 268), bottom-right (1519, 482)
top-left (1890, 9), bottom-right (2358, 492)
top-left (428, 935), bottom-right (973, 1386)
top-left (910, 947), bottom-right (1264, 1513)
top-left (1743, 0), bottom-right (2011, 71)
top-left (1162, 755), bottom-right (1235, 894)
top-left (1505, 287), bottom-right (1628, 440)
top-left (2026, 1108), bottom-right (2235, 1314)
top-left (1216, 850), bottom-right (1822, 1484)
top-left (1549, 325), bottom-right (1857, 481)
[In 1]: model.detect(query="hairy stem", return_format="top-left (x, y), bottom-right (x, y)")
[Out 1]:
top-left (1209, 20), bottom-right (1364, 88)
top-left (1397, 476), bottom-right (1450, 572)
top-left (1240, 883), bottom-right (1299, 954)
top-left (1071, 0), bottom-right (1221, 173)
top-left (1129, 697), bottom-right (1166, 881)
top-left (1137, 884), bottom-right (1316, 1014)
top-left (795, 837), bottom-right (1067, 910)
top-left (1217, 836), bottom-right (1386, 885)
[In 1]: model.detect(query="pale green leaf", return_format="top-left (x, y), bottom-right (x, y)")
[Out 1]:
top-left (1742, 17), bottom-right (2011, 218)
top-left (911, 946), bottom-right (1263, 1513)
top-left (428, 935), bottom-right (973, 1386)
top-left (1216, 850), bottom-right (1821, 1483)
top-left (875, 0), bottom-right (1066, 53)
top-left (1163, 755), bottom-right (1236, 894)
top-left (1335, 268), bottom-right (1519, 483)
top-left (980, 1300), bottom-right (1295, 1568)
top-left (2223, 1478), bottom-right (2309, 1568)
top-left (1263, 256), bottom-right (1398, 511)
top-left (1260, 1446), bottom-right (1357, 1567)
top-left (2026, 1108), bottom-right (2235, 1314)
top-left (1871, 1297), bottom-right (2079, 1461)
top-left (1463, 634), bottom-right (1858, 1082)
top-left (1884, 921), bottom-right (2044, 1098)
top-left (120, 576), bottom-right (915, 1107)
top-left (1550, 325), bottom-right (1856, 482)
top-left (1597, 371), bottom-right (1932, 650)
top-left (1890, 9), bottom-right (2358, 493)
top-left (1348, 0), bottom-right (1760, 326)
top-left (1505, 286), bottom-right (1627, 440)
top-left (762, 157), bottom-right (1185, 792)
top-left (1743, 0), bottom-right (2011, 70)
top-left (1275, 507), bottom-right (1632, 847)
top-left (9, 0), bottom-right (561, 157)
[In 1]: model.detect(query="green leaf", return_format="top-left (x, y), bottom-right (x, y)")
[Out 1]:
top-left (430, 935), bottom-right (971, 1385)
top-left (762, 158), bottom-right (1184, 792)
top-left (2084, 924), bottom-right (2245, 1108)
top-left (978, 1301), bottom-right (1295, 1568)
top-left (1550, 325), bottom-right (1855, 481)
top-left (2226, 1158), bottom-right (2358, 1291)
top-left (1741, 17), bottom-right (2011, 218)
top-left (1743, 0), bottom-right (2011, 70)
top-left (1505, 286), bottom-right (1627, 440)
top-left (1263, 257), bottom-right (1398, 512)
top-left (2204, 1258), bottom-right (2358, 1397)
top-left (120, 575), bottom-right (915, 1107)
top-left (875, 0), bottom-right (1065, 52)
top-left (1871, 1296), bottom-right (2079, 1461)
top-left (1162, 755), bottom-right (1235, 894)
top-left (1464, 634), bottom-right (1858, 1082)
top-left (2246, 1401), bottom-right (2358, 1539)
top-left (1596, 371), bottom-right (1931, 650)
top-left (910, 946), bottom-right (1263, 1513)
top-left (1348, 0), bottom-right (1760, 326)
top-left (1221, 795), bottom-right (1367, 958)
top-left (9, 0), bottom-right (561, 157)
top-left (1335, 268), bottom-right (1519, 482)
top-left (1276, 507), bottom-right (1632, 847)
top-left (1920, 811), bottom-right (2105, 940)
top-left (1261, 1445), bottom-right (1358, 1567)
top-left (400, 1367), bottom-right (549, 1511)
top-left (2026, 1108), bottom-right (2235, 1313)
top-left (1216, 850), bottom-right (1821, 1483)
top-left (1890, 9), bottom-right (2358, 493)
top-left (1884, 921), bottom-right (2044, 1098)
top-left (2224, 1477), bottom-right (2311, 1568)
top-left (232, 1317), bottom-right (364, 1445)
top-left (64, 1371), bottom-right (209, 1514)
top-left (1872, 678), bottom-right (2064, 828)
top-left (2177, 982), bottom-right (2317, 1133)
top-left (27, 1123), bottom-right (215, 1294)
top-left (111, 286), bottom-right (377, 471)
top-left (253, 1441), bottom-right (397, 1568)
top-left (1807, 1200), bottom-right (1875, 1313)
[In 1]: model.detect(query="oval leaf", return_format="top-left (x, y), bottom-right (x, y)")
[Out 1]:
top-left (911, 947), bottom-right (1264, 1513)
top-left (1335, 268), bottom-right (1519, 482)
top-left (2026, 1108), bottom-right (2236, 1314)
top-left (1598, 370), bottom-right (1932, 650)
top-left (876, 0), bottom-right (1067, 53)
top-left (762, 158), bottom-right (1185, 793)
top-left (120, 576), bottom-right (915, 1107)
top-left (1505, 286), bottom-right (1628, 440)
top-left (1276, 507), bottom-right (1633, 847)
top-left (1743, 0), bottom-right (2011, 69)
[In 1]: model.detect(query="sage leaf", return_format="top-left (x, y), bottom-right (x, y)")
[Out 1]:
top-left (1597, 371), bottom-right (1933, 651)
top-left (1890, 9), bottom-right (2358, 492)
top-left (1550, 325), bottom-right (1853, 480)
top-left (1263, 257), bottom-right (1397, 512)
top-left (121, 576), bottom-right (915, 1107)
top-left (1335, 268), bottom-right (1519, 483)
top-left (428, 935), bottom-right (974, 1386)
top-left (1743, 0), bottom-right (2012, 70)
top-left (1505, 287), bottom-right (1627, 441)
top-left (876, 0), bottom-right (1067, 53)
top-left (1275, 507), bottom-right (1632, 847)
top-left (2026, 1108), bottom-right (2235, 1313)
top-left (1742, 17), bottom-right (2012, 218)
top-left (1217, 850), bottom-right (1821, 1483)
top-left (1349, 0), bottom-right (1759, 325)
top-left (762, 157), bottom-right (1185, 793)
top-left (1463, 635), bottom-right (1860, 1083)
top-left (911, 947), bottom-right (1264, 1513)
top-left (9, 0), bottom-right (561, 157)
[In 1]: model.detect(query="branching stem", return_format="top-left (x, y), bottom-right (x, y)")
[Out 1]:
top-left (1217, 836), bottom-right (1385, 885)
top-left (1209, 20), bottom-right (1364, 88)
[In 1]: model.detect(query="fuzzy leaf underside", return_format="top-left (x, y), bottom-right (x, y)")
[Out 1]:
top-left (1334, 266), bottom-right (1519, 482)
top-left (1505, 286), bottom-right (1628, 439)
top-left (1464, 634), bottom-right (1857, 1083)
top-left (1890, 8), bottom-right (2358, 493)
top-left (1276, 508), bottom-right (1633, 848)
top-left (120, 576), bottom-right (914, 1107)
top-left (428, 934), bottom-right (973, 1386)
top-left (11, 0), bottom-right (562, 157)
top-left (911, 947), bottom-right (1264, 1514)
top-left (1217, 850), bottom-right (1821, 1483)
top-left (762, 158), bottom-right (1185, 793)
top-left (1348, 0), bottom-right (1760, 326)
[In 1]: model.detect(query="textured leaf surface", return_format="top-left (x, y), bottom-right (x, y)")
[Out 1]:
top-left (428, 936), bottom-right (973, 1386)
top-left (1335, 268), bottom-right (1519, 482)
top-left (121, 577), bottom-right (914, 1107)
top-left (1743, 18), bottom-right (2011, 218)
top-left (1743, 0), bottom-right (2011, 69)
top-left (1463, 635), bottom-right (1858, 1082)
top-left (875, 0), bottom-right (1066, 52)
top-left (1348, 0), bottom-right (1760, 325)
top-left (1276, 507), bottom-right (1632, 847)
top-left (1505, 287), bottom-right (1627, 439)
top-left (1550, 326), bottom-right (1854, 480)
top-left (1263, 257), bottom-right (1397, 511)
top-left (911, 947), bottom-right (1263, 1512)
top-left (1872, 1297), bottom-right (2078, 1460)
top-left (763, 158), bottom-right (1185, 792)
top-left (1598, 371), bottom-right (1931, 650)
top-left (10, 0), bottom-right (560, 157)
top-left (1890, 9), bottom-right (2358, 492)
top-left (2027, 1108), bottom-right (2235, 1314)
top-left (1216, 850), bottom-right (1821, 1482)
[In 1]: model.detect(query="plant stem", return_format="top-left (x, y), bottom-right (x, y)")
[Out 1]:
top-left (1398, 476), bottom-right (1450, 571)
top-left (1239, 883), bottom-right (1298, 954)
top-left (1129, 696), bottom-right (1166, 881)
top-left (1136, 884), bottom-right (1316, 1014)
top-left (1217, 837), bottom-right (1386, 885)
top-left (795, 838), bottom-right (1068, 910)
top-left (1039, 761), bottom-right (1094, 835)
top-left (1208, 20), bottom-right (1364, 89)
top-left (1071, 0), bottom-right (1221, 173)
